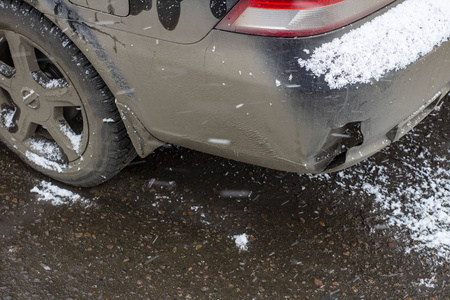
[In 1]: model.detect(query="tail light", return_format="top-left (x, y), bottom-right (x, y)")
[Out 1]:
top-left (216, 0), bottom-right (395, 37)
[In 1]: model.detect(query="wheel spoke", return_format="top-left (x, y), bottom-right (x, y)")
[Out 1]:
top-left (44, 115), bottom-right (82, 161)
top-left (13, 111), bottom-right (37, 143)
top-left (0, 72), bottom-right (13, 90)
top-left (0, 61), bottom-right (14, 90)
top-left (33, 72), bottom-right (81, 107)
top-left (5, 31), bottom-right (40, 76)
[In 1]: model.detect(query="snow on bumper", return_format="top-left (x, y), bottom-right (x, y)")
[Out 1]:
top-left (298, 0), bottom-right (450, 90)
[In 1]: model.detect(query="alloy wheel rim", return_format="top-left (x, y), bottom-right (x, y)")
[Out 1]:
top-left (0, 30), bottom-right (88, 169)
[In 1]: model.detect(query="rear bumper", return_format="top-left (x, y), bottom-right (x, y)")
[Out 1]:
top-left (191, 26), bottom-right (449, 173)
top-left (81, 0), bottom-right (448, 174)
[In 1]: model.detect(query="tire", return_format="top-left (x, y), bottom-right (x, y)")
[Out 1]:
top-left (0, 0), bottom-right (137, 187)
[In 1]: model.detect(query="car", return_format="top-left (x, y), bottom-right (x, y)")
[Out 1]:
top-left (0, 0), bottom-right (448, 187)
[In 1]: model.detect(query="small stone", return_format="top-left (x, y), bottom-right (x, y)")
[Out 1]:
top-left (314, 278), bottom-right (323, 287)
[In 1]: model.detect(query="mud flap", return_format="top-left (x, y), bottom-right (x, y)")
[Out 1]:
top-left (116, 102), bottom-right (164, 157)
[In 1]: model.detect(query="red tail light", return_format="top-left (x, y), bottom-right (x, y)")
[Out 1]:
top-left (216, 0), bottom-right (395, 37)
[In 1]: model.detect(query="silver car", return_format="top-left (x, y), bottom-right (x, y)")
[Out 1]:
top-left (0, 0), bottom-right (449, 186)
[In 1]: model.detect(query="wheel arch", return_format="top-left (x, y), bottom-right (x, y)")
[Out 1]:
top-left (20, 0), bottom-right (164, 157)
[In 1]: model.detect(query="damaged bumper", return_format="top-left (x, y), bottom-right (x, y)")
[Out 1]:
top-left (73, 0), bottom-right (449, 174)
top-left (189, 9), bottom-right (450, 173)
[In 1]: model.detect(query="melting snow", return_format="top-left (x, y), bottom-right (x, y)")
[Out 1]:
top-left (233, 233), bottom-right (249, 251)
top-left (31, 180), bottom-right (88, 206)
top-left (298, 0), bottom-right (450, 89)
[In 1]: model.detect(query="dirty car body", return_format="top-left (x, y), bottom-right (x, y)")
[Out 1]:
top-left (0, 0), bottom-right (449, 186)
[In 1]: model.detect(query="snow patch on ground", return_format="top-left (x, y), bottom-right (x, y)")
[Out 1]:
top-left (362, 158), bottom-right (450, 261)
top-left (31, 180), bottom-right (88, 206)
top-left (233, 233), bottom-right (249, 251)
top-left (306, 146), bottom-right (450, 263)
top-left (298, 0), bottom-right (450, 89)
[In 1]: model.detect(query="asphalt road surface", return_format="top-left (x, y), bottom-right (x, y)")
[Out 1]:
top-left (1, 97), bottom-right (449, 299)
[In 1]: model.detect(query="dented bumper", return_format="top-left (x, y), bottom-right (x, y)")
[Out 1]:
top-left (49, 0), bottom-right (449, 174)
top-left (192, 26), bottom-right (450, 173)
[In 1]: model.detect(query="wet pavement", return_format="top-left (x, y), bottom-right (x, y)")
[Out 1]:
top-left (0, 98), bottom-right (449, 299)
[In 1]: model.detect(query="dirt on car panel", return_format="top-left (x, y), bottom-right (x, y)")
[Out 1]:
top-left (0, 102), bottom-right (449, 298)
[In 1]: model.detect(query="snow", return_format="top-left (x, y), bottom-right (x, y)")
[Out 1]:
top-left (31, 180), bottom-right (88, 206)
top-left (306, 145), bottom-right (450, 263)
top-left (0, 61), bottom-right (14, 77)
top-left (275, 79), bottom-right (281, 87)
top-left (103, 118), bottom-right (115, 123)
top-left (298, 0), bottom-right (450, 89)
top-left (29, 138), bottom-right (64, 162)
top-left (58, 122), bottom-right (82, 154)
top-left (233, 233), bottom-right (249, 251)
top-left (25, 151), bottom-right (66, 173)
top-left (31, 72), bottom-right (67, 89)
top-left (1, 107), bottom-right (16, 129)
top-left (362, 159), bottom-right (450, 260)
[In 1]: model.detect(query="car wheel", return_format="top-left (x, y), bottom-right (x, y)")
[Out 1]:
top-left (0, 0), bottom-right (136, 187)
